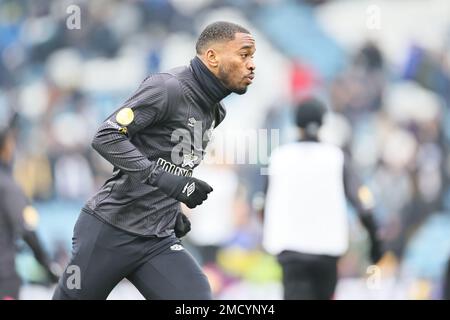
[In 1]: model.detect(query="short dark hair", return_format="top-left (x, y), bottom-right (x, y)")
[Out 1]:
top-left (196, 21), bottom-right (250, 54)
top-left (295, 98), bottom-right (326, 129)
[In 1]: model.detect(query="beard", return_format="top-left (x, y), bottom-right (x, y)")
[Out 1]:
top-left (218, 64), bottom-right (248, 95)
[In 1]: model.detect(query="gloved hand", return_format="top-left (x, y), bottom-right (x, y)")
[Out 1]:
top-left (154, 171), bottom-right (213, 208)
top-left (174, 213), bottom-right (191, 238)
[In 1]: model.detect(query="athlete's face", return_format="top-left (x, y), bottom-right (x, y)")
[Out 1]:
top-left (209, 33), bottom-right (256, 94)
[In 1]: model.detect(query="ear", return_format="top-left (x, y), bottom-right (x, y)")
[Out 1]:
top-left (204, 48), bottom-right (219, 68)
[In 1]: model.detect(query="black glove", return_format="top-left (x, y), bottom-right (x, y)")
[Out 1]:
top-left (174, 213), bottom-right (191, 238)
top-left (154, 171), bottom-right (213, 208)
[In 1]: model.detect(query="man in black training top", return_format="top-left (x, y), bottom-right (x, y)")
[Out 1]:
top-left (53, 21), bottom-right (256, 300)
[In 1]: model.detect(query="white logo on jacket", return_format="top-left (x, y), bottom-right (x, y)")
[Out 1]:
top-left (170, 244), bottom-right (184, 251)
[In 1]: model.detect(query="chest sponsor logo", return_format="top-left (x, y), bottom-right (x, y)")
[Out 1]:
top-left (157, 158), bottom-right (193, 177)
top-left (182, 150), bottom-right (199, 168)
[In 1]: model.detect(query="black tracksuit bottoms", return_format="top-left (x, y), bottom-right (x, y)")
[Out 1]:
top-left (277, 251), bottom-right (339, 300)
top-left (52, 211), bottom-right (211, 300)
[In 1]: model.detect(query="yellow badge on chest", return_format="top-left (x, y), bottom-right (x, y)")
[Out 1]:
top-left (116, 108), bottom-right (135, 126)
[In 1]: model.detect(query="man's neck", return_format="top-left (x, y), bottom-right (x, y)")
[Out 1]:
top-left (190, 56), bottom-right (231, 104)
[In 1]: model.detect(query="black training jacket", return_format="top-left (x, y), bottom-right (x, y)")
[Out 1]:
top-left (83, 57), bottom-right (231, 236)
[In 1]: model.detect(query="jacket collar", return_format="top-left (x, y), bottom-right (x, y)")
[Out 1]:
top-left (190, 56), bottom-right (231, 105)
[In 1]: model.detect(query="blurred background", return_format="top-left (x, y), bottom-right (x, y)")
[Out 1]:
top-left (1, 0), bottom-right (450, 299)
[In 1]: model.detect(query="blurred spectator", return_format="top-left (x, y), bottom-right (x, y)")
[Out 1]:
top-left (0, 111), bottom-right (58, 300)
top-left (187, 160), bottom-right (241, 266)
top-left (262, 98), bottom-right (384, 299)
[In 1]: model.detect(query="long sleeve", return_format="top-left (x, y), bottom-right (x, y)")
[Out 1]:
top-left (0, 180), bottom-right (54, 270)
top-left (22, 229), bottom-right (51, 269)
top-left (343, 152), bottom-right (383, 262)
top-left (91, 74), bottom-right (174, 184)
top-left (0, 183), bottom-right (28, 237)
top-left (343, 153), bottom-right (378, 236)
top-left (343, 152), bottom-right (375, 216)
